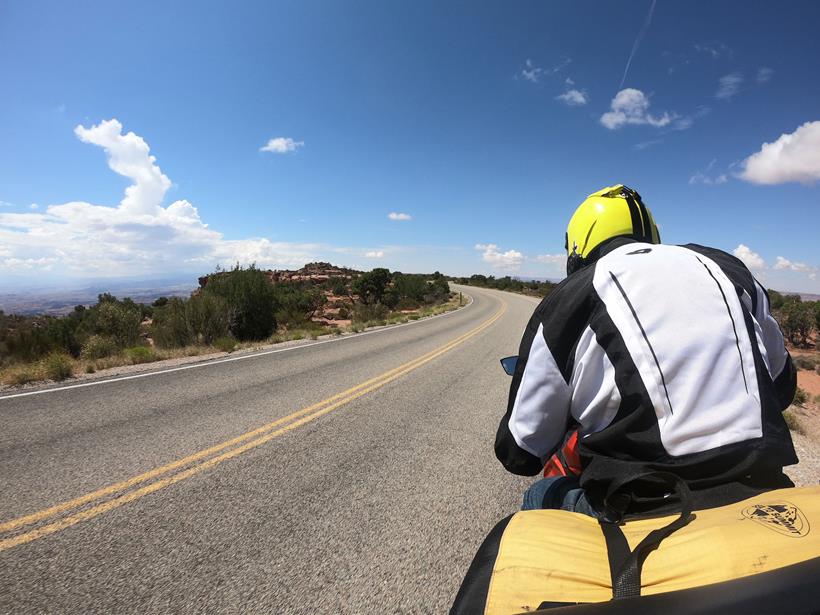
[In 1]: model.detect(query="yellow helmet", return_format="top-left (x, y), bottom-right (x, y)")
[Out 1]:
top-left (565, 184), bottom-right (660, 274)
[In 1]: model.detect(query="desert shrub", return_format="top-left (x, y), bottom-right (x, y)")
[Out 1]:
top-left (81, 334), bottom-right (118, 360)
top-left (95, 302), bottom-right (142, 348)
top-left (783, 409), bottom-right (806, 435)
top-left (42, 352), bottom-right (73, 381)
top-left (331, 279), bottom-right (348, 296)
top-left (337, 306), bottom-right (349, 320)
top-left (85, 364), bottom-right (95, 374)
top-left (793, 386), bottom-right (808, 407)
top-left (352, 302), bottom-right (389, 323)
top-left (3, 365), bottom-right (38, 386)
top-left (125, 346), bottom-right (156, 364)
top-left (203, 265), bottom-right (278, 341)
top-left (152, 298), bottom-right (192, 348)
top-left (793, 355), bottom-right (817, 370)
top-left (186, 293), bottom-right (231, 344)
top-left (273, 284), bottom-right (326, 328)
top-left (214, 336), bottom-right (236, 353)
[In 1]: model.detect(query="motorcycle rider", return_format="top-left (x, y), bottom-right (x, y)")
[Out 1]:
top-left (495, 184), bottom-right (798, 517)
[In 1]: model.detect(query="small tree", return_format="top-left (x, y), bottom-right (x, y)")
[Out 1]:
top-left (353, 268), bottom-right (392, 305)
top-left (778, 300), bottom-right (814, 346)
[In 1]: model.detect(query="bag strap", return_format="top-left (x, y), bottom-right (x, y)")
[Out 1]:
top-left (599, 472), bottom-right (694, 599)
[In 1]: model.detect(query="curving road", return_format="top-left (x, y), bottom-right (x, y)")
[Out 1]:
top-left (0, 285), bottom-right (540, 614)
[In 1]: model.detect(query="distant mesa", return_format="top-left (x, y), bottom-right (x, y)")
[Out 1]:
top-left (197, 262), bottom-right (359, 289)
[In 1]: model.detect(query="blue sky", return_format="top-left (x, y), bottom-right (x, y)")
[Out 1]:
top-left (1, 0), bottom-right (819, 292)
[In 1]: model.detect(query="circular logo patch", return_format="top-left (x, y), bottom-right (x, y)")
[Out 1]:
top-left (742, 501), bottom-right (810, 538)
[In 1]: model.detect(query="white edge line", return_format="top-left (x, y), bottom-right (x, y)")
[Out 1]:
top-left (0, 294), bottom-right (476, 401)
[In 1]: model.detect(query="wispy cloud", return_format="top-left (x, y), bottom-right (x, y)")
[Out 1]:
top-left (619, 0), bottom-right (657, 88)
top-left (388, 212), bottom-right (412, 221)
top-left (475, 243), bottom-right (523, 269)
top-left (520, 57), bottom-right (571, 83)
top-left (600, 88), bottom-right (673, 129)
top-left (364, 250), bottom-right (385, 259)
top-left (689, 158), bottom-right (728, 185)
top-left (774, 256), bottom-right (812, 272)
top-left (260, 137), bottom-right (304, 154)
top-left (716, 72), bottom-right (744, 100)
top-left (756, 67), bottom-right (774, 84)
top-left (0, 201), bottom-right (14, 208)
top-left (693, 42), bottom-right (733, 60)
top-left (738, 121), bottom-right (820, 185)
top-left (633, 139), bottom-right (663, 150)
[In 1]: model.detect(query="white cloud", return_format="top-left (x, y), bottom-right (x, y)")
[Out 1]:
top-left (364, 250), bottom-right (385, 259)
top-left (738, 121), bottom-right (820, 185)
top-left (0, 119), bottom-right (333, 279)
top-left (756, 67), bottom-right (774, 84)
top-left (716, 73), bottom-right (743, 100)
top-left (388, 212), bottom-right (412, 221)
top-left (600, 89), bottom-right (673, 130)
top-left (260, 137), bottom-right (304, 154)
top-left (774, 256), bottom-right (812, 272)
top-left (29, 203), bottom-right (39, 210)
top-left (733, 244), bottom-right (766, 270)
top-left (475, 243), bottom-right (523, 269)
top-left (556, 88), bottom-right (588, 106)
top-left (0, 201), bottom-right (13, 208)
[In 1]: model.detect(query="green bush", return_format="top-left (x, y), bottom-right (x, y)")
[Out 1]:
top-left (203, 265), bottom-right (278, 341)
top-left (42, 352), bottom-right (73, 381)
top-left (186, 293), bottom-right (231, 344)
top-left (125, 346), bottom-right (156, 364)
top-left (273, 284), bottom-right (326, 328)
top-left (214, 336), bottom-right (236, 353)
top-left (85, 364), bottom-right (95, 374)
top-left (95, 302), bottom-right (142, 348)
top-left (81, 334), bottom-right (118, 360)
top-left (152, 298), bottom-right (192, 348)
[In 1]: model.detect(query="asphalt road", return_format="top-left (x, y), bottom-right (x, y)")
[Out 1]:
top-left (0, 285), bottom-right (541, 614)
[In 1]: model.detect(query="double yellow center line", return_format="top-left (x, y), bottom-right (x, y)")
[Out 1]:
top-left (0, 301), bottom-right (505, 552)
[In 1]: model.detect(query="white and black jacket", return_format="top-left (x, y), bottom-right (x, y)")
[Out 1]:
top-left (495, 238), bottom-right (798, 510)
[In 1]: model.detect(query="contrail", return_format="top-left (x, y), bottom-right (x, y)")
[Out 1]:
top-left (619, 0), bottom-right (657, 89)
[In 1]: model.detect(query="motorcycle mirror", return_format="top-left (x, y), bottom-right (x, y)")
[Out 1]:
top-left (500, 356), bottom-right (518, 376)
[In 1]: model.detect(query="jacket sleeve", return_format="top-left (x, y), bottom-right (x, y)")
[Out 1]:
top-left (753, 281), bottom-right (797, 410)
top-left (494, 310), bottom-right (572, 476)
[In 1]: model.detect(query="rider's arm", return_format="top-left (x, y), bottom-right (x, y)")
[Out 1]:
top-left (495, 312), bottom-right (572, 476)
top-left (754, 281), bottom-right (797, 410)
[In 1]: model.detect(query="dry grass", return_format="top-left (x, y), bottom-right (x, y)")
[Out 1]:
top-left (784, 408), bottom-right (807, 436)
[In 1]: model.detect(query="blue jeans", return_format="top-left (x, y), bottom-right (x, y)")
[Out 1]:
top-left (522, 476), bottom-right (600, 518)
